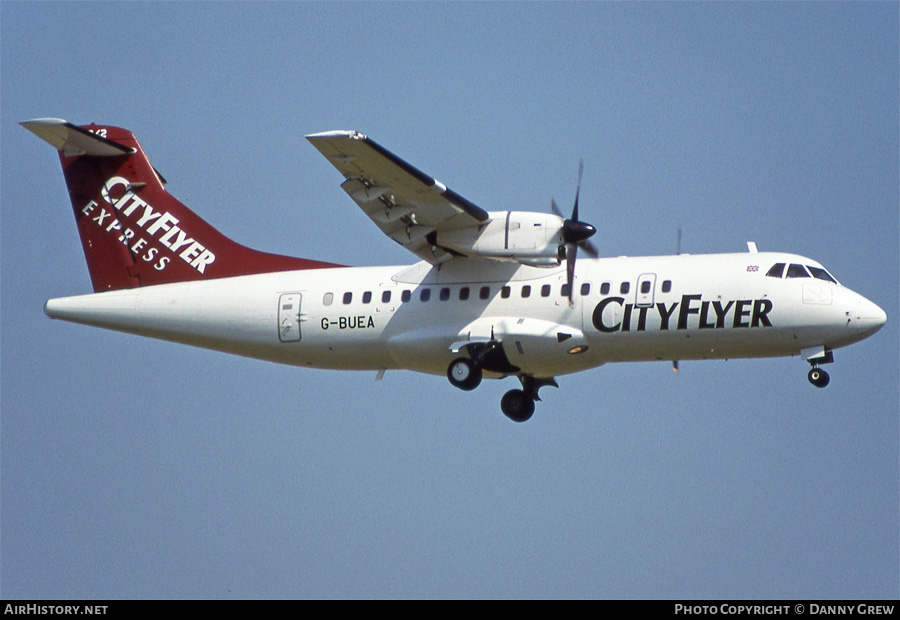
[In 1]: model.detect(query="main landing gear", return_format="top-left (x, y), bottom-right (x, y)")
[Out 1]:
top-left (499, 376), bottom-right (559, 423)
top-left (447, 347), bottom-right (556, 423)
top-left (447, 357), bottom-right (482, 391)
top-left (501, 389), bottom-right (534, 423)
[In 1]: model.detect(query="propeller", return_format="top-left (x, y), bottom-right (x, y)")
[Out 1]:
top-left (551, 160), bottom-right (598, 305)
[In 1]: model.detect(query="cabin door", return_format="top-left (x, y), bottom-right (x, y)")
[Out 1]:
top-left (278, 293), bottom-right (302, 342)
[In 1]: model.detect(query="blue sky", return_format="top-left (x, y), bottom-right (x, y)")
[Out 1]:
top-left (2, 2), bottom-right (897, 599)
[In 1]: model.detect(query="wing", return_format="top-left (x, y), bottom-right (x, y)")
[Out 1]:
top-left (307, 131), bottom-right (489, 264)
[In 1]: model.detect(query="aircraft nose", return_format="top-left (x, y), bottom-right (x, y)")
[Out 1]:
top-left (855, 297), bottom-right (887, 339)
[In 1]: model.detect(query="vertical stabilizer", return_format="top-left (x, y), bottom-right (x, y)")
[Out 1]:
top-left (22, 119), bottom-right (339, 292)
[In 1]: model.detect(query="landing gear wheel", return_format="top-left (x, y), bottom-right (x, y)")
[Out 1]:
top-left (447, 357), bottom-right (482, 391)
top-left (808, 367), bottom-right (830, 388)
top-left (501, 389), bottom-right (535, 423)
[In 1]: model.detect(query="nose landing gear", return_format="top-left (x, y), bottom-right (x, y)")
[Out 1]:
top-left (808, 367), bottom-right (830, 388)
top-left (804, 348), bottom-right (834, 388)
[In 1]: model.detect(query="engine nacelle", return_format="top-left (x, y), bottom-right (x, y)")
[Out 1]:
top-left (436, 211), bottom-right (565, 266)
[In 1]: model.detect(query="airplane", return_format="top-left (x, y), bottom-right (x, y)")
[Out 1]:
top-left (21, 118), bottom-right (887, 422)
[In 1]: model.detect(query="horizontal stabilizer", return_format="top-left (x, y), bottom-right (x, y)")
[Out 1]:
top-left (20, 118), bottom-right (135, 157)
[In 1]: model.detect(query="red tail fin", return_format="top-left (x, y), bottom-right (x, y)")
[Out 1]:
top-left (22, 119), bottom-right (339, 292)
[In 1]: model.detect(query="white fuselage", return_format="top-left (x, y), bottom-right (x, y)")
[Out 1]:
top-left (44, 252), bottom-right (886, 380)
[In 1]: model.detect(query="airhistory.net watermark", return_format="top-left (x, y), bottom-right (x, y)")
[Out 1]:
top-left (3, 606), bottom-right (107, 616)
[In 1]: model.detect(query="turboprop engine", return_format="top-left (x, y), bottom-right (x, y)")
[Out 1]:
top-left (436, 159), bottom-right (598, 305)
top-left (435, 210), bottom-right (579, 267)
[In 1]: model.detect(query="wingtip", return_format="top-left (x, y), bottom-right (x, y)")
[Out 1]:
top-left (305, 130), bottom-right (367, 141)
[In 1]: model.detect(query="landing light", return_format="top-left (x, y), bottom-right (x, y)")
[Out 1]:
top-left (567, 345), bottom-right (589, 355)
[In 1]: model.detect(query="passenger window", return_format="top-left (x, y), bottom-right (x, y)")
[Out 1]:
top-left (786, 264), bottom-right (810, 278)
top-left (420, 289), bottom-right (431, 302)
top-left (662, 280), bottom-right (672, 293)
top-left (581, 283), bottom-right (590, 296)
top-left (561, 284), bottom-right (570, 298)
top-left (381, 291), bottom-right (391, 303)
top-left (440, 287), bottom-right (450, 301)
top-left (342, 292), bottom-right (352, 305)
top-left (620, 282), bottom-right (630, 294)
top-left (323, 292), bottom-right (334, 306)
top-left (401, 290), bottom-right (411, 303)
top-left (362, 291), bottom-right (372, 304)
top-left (479, 286), bottom-right (490, 300)
top-left (521, 285), bottom-right (531, 298)
top-left (600, 282), bottom-right (610, 295)
top-left (640, 280), bottom-right (651, 294)
top-left (541, 284), bottom-right (551, 297)
top-left (501, 286), bottom-right (511, 299)
top-left (807, 266), bottom-right (837, 283)
top-left (766, 263), bottom-right (786, 278)
top-left (459, 287), bottom-right (470, 300)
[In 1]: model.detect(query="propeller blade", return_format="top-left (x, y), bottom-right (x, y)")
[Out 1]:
top-left (572, 159), bottom-right (583, 222)
top-left (676, 224), bottom-right (683, 256)
top-left (550, 198), bottom-right (563, 218)
top-left (581, 240), bottom-right (599, 258)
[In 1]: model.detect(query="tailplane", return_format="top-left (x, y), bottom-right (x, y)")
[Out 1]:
top-left (22, 118), bottom-right (339, 292)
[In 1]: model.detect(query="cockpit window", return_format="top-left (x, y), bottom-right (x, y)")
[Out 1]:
top-left (807, 265), bottom-right (838, 284)
top-left (786, 263), bottom-right (811, 278)
top-left (766, 263), bottom-right (785, 278)
top-left (765, 261), bottom-right (838, 283)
